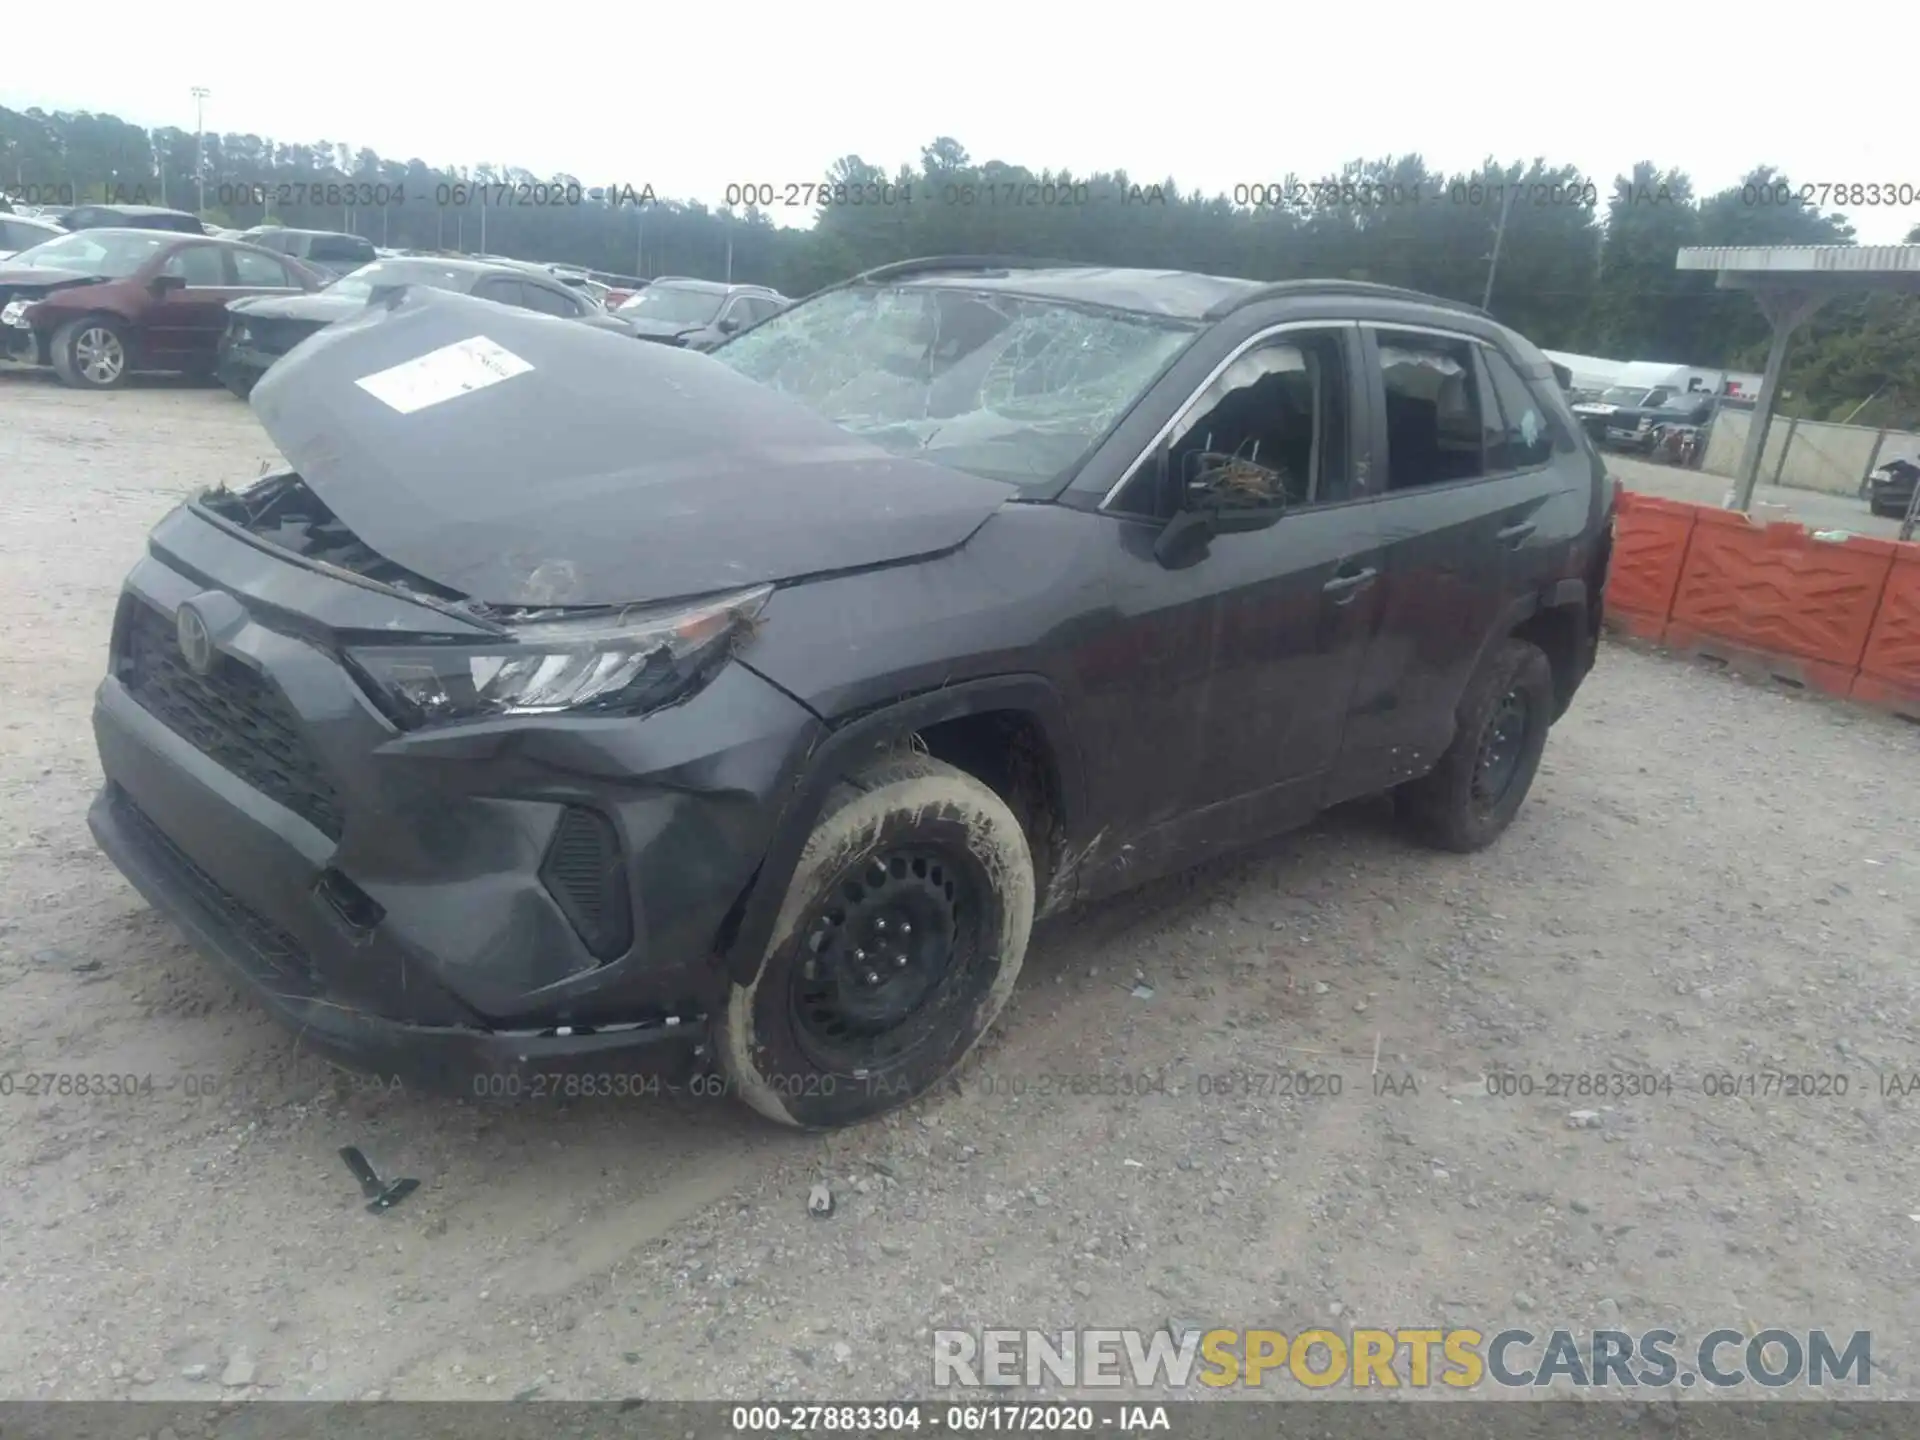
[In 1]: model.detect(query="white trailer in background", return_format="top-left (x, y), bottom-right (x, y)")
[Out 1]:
top-left (1541, 350), bottom-right (1628, 399)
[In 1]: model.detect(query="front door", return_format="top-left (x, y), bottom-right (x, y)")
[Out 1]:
top-left (1075, 323), bottom-right (1384, 897)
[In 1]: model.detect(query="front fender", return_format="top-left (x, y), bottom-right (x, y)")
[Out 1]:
top-left (717, 672), bottom-right (1084, 986)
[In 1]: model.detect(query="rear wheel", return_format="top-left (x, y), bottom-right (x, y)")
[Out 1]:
top-left (718, 752), bottom-right (1034, 1129)
top-left (51, 317), bottom-right (131, 389)
top-left (1397, 638), bottom-right (1554, 853)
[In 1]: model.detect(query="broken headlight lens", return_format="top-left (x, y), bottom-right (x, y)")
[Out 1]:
top-left (346, 584), bottom-right (772, 729)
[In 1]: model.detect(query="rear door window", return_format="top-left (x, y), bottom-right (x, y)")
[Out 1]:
top-left (311, 235), bottom-right (376, 265)
top-left (517, 282), bottom-right (583, 317)
top-left (232, 249), bottom-right (296, 287)
top-left (1373, 331), bottom-right (1489, 489)
top-left (472, 277), bottom-right (527, 308)
top-left (161, 244), bottom-right (228, 286)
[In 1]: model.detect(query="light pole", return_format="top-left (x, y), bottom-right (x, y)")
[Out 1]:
top-left (1481, 172), bottom-right (1519, 312)
top-left (190, 87), bottom-right (209, 216)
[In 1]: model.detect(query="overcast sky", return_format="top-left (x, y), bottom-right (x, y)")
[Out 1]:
top-left (6, 1), bottom-right (1917, 245)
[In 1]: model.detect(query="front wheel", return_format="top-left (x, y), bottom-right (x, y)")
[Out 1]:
top-left (718, 752), bottom-right (1034, 1129)
top-left (50, 317), bottom-right (132, 389)
top-left (1396, 638), bottom-right (1555, 853)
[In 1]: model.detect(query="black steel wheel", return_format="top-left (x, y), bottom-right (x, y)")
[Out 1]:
top-left (1397, 638), bottom-right (1555, 853)
top-left (720, 752), bottom-right (1034, 1129)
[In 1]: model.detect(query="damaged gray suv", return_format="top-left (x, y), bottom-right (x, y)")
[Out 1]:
top-left (88, 256), bottom-right (1613, 1129)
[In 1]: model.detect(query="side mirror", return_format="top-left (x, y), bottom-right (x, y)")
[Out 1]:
top-left (716, 316), bottom-right (740, 334)
top-left (1153, 503), bottom-right (1282, 569)
top-left (150, 273), bottom-right (186, 295)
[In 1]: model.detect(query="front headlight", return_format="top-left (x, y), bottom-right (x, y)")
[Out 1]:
top-left (1, 299), bottom-right (34, 327)
top-left (345, 583), bottom-right (772, 729)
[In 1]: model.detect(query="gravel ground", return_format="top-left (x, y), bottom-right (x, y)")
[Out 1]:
top-left (1, 375), bottom-right (1916, 1405)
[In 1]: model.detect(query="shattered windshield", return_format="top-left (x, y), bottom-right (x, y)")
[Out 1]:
top-left (6, 230), bottom-right (171, 276)
top-left (712, 283), bottom-right (1197, 487)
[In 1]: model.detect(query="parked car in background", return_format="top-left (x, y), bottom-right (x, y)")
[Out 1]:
top-left (1571, 382), bottom-right (1717, 452)
top-left (591, 271), bottom-right (648, 308)
top-left (57, 204), bottom-right (207, 235)
top-left (240, 227), bottom-right (379, 280)
top-left (614, 277), bottom-right (787, 350)
top-left (84, 262), bottom-right (1611, 1129)
top-left (217, 254), bottom-right (637, 396)
top-left (0, 212), bottom-right (64, 261)
top-left (0, 229), bottom-right (323, 388)
top-left (1864, 457), bottom-right (1920, 518)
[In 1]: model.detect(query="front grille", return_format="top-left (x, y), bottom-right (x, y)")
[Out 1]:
top-left (108, 785), bottom-right (322, 996)
top-left (539, 806), bottom-right (633, 961)
top-left (117, 599), bottom-right (345, 840)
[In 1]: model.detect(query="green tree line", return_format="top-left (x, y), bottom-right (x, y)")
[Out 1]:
top-left (5, 107), bottom-right (1916, 425)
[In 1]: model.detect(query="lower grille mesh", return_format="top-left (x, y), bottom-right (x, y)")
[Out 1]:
top-left (117, 600), bottom-right (345, 840)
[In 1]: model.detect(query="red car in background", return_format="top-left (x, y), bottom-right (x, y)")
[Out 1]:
top-left (0, 228), bottom-right (324, 389)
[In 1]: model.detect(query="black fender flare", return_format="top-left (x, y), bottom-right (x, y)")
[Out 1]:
top-left (718, 673), bottom-right (1085, 986)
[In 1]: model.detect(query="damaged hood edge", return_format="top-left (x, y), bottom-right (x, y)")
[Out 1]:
top-left (248, 286), bottom-right (1019, 609)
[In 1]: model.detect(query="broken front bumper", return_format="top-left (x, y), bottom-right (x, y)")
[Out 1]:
top-left (90, 781), bottom-right (709, 1090)
top-left (2, 322), bottom-right (46, 367)
top-left (214, 332), bottom-right (276, 395)
top-left (87, 506), bottom-right (826, 1094)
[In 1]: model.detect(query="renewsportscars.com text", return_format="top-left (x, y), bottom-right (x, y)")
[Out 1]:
top-left (933, 1327), bottom-right (1873, 1389)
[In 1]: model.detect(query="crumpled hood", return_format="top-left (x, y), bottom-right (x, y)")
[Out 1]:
top-left (248, 286), bottom-right (1016, 608)
top-left (229, 291), bottom-right (366, 324)
top-left (0, 268), bottom-right (109, 302)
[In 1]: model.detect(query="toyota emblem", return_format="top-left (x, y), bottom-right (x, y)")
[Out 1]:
top-left (176, 603), bottom-right (215, 675)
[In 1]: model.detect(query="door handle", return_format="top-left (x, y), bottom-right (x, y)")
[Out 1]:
top-left (1322, 566), bottom-right (1378, 604)
top-left (1497, 520), bottom-right (1538, 548)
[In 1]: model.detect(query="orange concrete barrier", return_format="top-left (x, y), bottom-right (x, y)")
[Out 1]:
top-left (1605, 493), bottom-right (1915, 717)
top-left (1853, 543), bottom-right (1920, 720)
top-left (1669, 511), bottom-right (1894, 670)
top-left (1605, 491), bottom-right (1699, 641)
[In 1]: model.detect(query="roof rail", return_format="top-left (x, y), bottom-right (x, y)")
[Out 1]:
top-left (1213, 279), bottom-right (1487, 320)
top-left (851, 255), bottom-right (1100, 284)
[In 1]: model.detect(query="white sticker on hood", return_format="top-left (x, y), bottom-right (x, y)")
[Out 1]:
top-left (354, 336), bottom-right (533, 414)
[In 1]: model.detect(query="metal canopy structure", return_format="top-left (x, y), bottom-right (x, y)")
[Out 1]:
top-left (1674, 244), bottom-right (1920, 511)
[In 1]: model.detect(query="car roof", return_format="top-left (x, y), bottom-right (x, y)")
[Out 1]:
top-left (646, 277), bottom-right (782, 298)
top-left (845, 256), bottom-right (1493, 326)
top-left (369, 255), bottom-right (555, 280)
top-left (269, 228), bottom-right (369, 241)
top-left (62, 227), bottom-right (235, 245)
top-left (889, 263), bottom-right (1262, 320)
top-left (74, 204), bottom-right (201, 219)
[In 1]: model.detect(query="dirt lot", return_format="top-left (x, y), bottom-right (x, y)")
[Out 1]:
top-left (1, 376), bottom-right (1916, 1404)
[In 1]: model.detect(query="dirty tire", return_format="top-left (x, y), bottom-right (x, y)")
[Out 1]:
top-left (50, 317), bottom-right (131, 390)
top-left (1398, 638), bottom-right (1554, 854)
top-left (719, 753), bottom-right (1034, 1130)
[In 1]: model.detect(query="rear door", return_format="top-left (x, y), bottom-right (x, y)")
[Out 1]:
top-left (1332, 324), bottom-right (1561, 799)
top-left (142, 242), bottom-right (238, 369)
